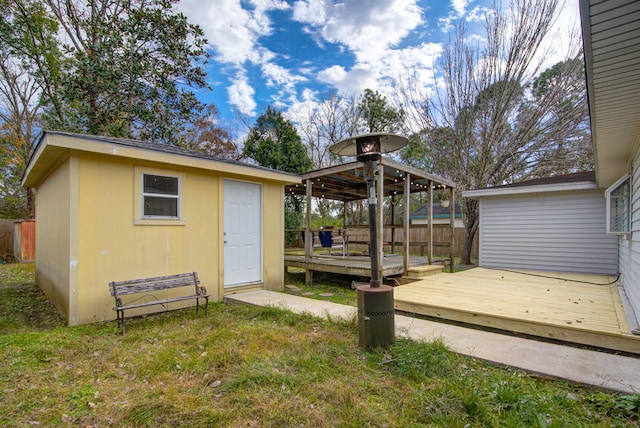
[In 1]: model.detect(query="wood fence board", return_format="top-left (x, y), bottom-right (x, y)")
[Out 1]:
top-left (20, 221), bottom-right (35, 261)
top-left (0, 219), bottom-right (14, 257)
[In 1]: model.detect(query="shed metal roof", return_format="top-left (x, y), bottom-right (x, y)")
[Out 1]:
top-left (23, 131), bottom-right (301, 187)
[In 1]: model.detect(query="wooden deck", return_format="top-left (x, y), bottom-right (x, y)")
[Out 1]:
top-left (284, 253), bottom-right (433, 278)
top-left (394, 268), bottom-right (640, 354)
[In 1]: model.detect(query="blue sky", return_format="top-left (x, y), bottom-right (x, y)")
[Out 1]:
top-left (176, 0), bottom-right (581, 125)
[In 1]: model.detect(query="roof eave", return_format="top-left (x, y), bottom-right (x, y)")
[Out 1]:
top-left (22, 131), bottom-right (301, 187)
top-left (463, 181), bottom-right (598, 199)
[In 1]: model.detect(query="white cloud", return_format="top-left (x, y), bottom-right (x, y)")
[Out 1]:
top-left (439, 1), bottom-right (489, 32)
top-left (177, 0), bottom-right (291, 66)
top-left (382, 42), bottom-right (442, 85)
top-left (452, 0), bottom-right (468, 16)
top-left (293, 0), bottom-right (440, 102)
top-left (466, 5), bottom-right (491, 22)
top-left (227, 73), bottom-right (257, 116)
top-left (293, 0), bottom-right (424, 63)
top-left (178, 0), bottom-right (301, 115)
top-left (281, 88), bottom-right (319, 120)
top-left (178, 0), bottom-right (260, 65)
top-left (292, 0), bottom-right (328, 26)
top-left (315, 41), bottom-right (441, 104)
top-left (262, 62), bottom-right (307, 89)
top-left (438, 16), bottom-right (455, 33)
top-left (317, 65), bottom-right (348, 86)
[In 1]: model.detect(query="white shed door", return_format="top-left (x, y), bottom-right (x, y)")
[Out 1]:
top-left (224, 180), bottom-right (262, 287)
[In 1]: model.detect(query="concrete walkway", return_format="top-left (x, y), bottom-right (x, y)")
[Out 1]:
top-left (225, 290), bottom-right (640, 394)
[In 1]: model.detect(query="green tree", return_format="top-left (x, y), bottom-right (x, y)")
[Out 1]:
top-left (18, 0), bottom-right (209, 145)
top-left (243, 106), bottom-right (312, 174)
top-left (0, 0), bottom-right (61, 218)
top-left (357, 89), bottom-right (405, 134)
top-left (0, 0), bottom-right (213, 217)
top-left (243, 106), bottom-right (313, 243)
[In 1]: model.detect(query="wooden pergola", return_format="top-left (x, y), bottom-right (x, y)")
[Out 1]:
top-left (285, 157), bottom-right (457, 282)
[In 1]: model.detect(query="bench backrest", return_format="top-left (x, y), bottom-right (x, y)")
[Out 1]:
top-left (110, 272), bottom-right (200, 297)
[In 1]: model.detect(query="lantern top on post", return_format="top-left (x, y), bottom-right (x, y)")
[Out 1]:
top-left (330, 133), bottom-right (408, 162)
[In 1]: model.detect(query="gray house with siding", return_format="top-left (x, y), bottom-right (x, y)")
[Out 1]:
top-left (463, 0), bottom-right (640, 334)
top-left (580, 0), bottom-right (640, 330)
top-left (463, 172), bottom-right (618, 275)
top-left (466, 1), bottom-right (640, 330)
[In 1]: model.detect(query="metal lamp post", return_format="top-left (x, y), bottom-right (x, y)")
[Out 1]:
top-left (330, 133), bottom-right (408, 348)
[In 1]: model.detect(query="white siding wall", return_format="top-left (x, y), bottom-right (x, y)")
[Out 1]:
top-left (618, 143), bottom-right (640, 320)
top-left (479, 191), bottom-right (618, 274)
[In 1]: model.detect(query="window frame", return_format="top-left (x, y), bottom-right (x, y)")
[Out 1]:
top-left (134, 167), bottom-right (185, 226)
top-left (605, 173), bottom-right (630, 235)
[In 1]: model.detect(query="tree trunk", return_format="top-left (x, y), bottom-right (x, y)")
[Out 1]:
top-left (25, 187), bottom-right (36, 219)
top-left (460, 198), bottom-right (479, 265)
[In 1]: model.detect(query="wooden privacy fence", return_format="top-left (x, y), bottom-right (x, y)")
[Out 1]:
top-left (373, 224), bottom-right (477, 258)
top-left (0, 219), bottom-right (14, 258)
top-left (0, 219), bottom-right (35, 261)
top-left (14, 220), bottom-right (35, 261)
top-left (287, 224), bottom-right (478, 258)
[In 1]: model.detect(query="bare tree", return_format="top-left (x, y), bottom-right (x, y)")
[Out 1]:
top-left (296, 91), bottom-right (358, 170)
top-left (294, 92), bottom-right (359, 219)
top-left (182, 104), bottom-right (240, 160)
top-left (399, 0), bottom-right (592, 264)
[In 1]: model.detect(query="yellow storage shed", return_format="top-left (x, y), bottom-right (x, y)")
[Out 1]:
top-left (22, 131), bottom-right (300, 326)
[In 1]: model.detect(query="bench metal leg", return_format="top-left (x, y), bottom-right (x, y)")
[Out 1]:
top-left (115, 294), bottom-right (209, 334)
top-left (196, 297), bottom-right (209, 317)
top-left (117, 309), bottom-right (126, 334)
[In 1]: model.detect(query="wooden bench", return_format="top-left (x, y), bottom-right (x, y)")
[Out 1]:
top-left (110, 272), bottom-right (209, 334)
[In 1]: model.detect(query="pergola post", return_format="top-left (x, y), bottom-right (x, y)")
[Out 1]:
top-left (283, 157), bottom-right (457, 294)
top-left (390, 194), bottom-right (396, 254)
top-left (403, 174), bottom-right (410, 275)
top-left (428, 180), bottom-right (433, 265)
top-left (343, 201), bottom-right (348, 246)
top-left (305, 178), bottom-right (313, 285)
top-left (449, 187), bottom-right (455, 273)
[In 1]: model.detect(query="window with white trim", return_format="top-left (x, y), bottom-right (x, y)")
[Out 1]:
top-left (605, 174), bottom-right (630, 235)
top-left (142, 173), bottom-right (180, 218)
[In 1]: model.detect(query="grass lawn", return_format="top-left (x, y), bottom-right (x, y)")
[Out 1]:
top-left (1, 262), bottom-right (639, 427)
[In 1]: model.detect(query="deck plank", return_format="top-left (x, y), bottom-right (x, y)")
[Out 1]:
top-left (393, 268), bottom-right (640, 354)
top-left (284, 254), bottom-right (431, 278)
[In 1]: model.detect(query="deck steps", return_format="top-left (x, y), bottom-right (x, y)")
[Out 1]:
top-left (405, 264), bottom-right (444, 278)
